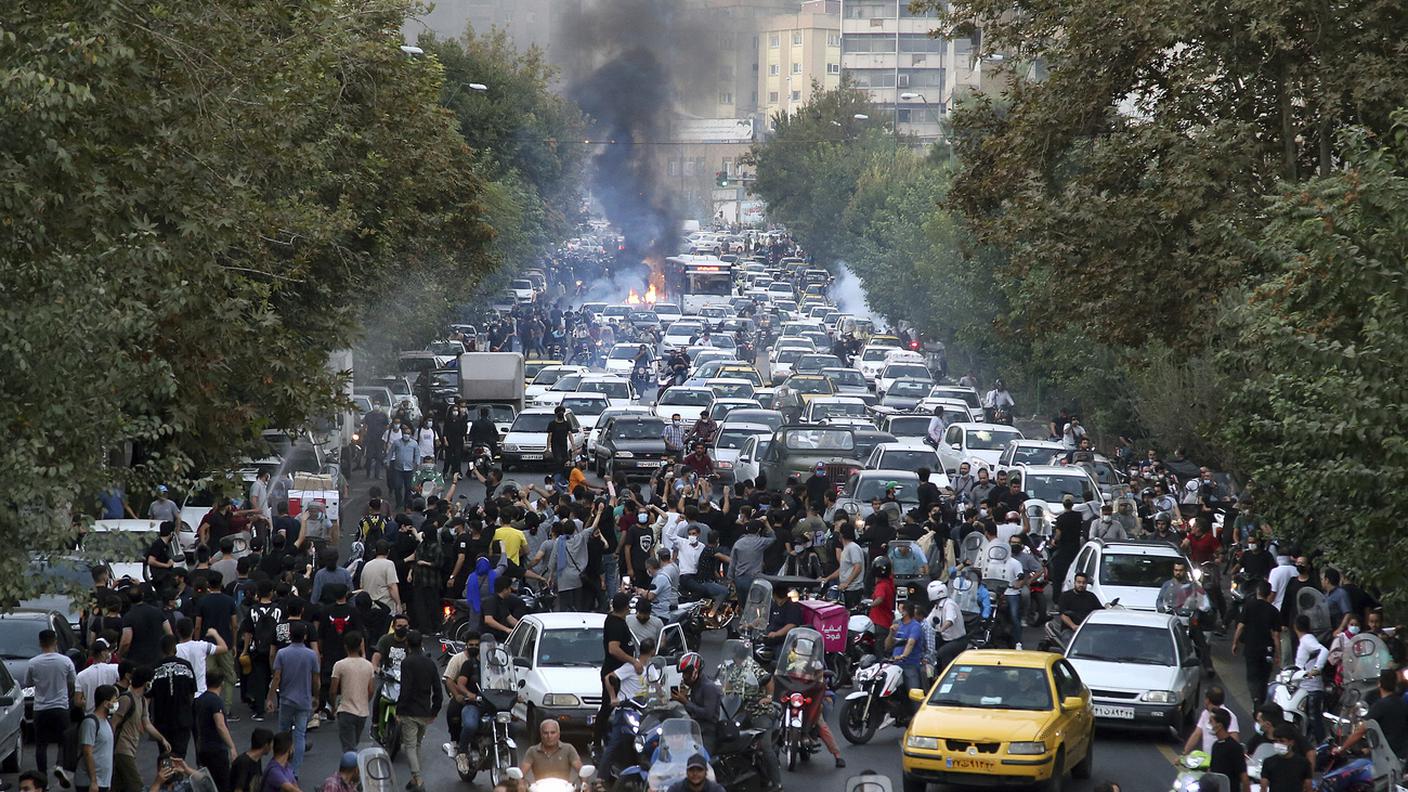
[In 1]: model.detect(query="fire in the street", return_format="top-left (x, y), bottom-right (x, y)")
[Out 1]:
top-left (625, 285), bottom-right (659, 306)
top-left (626, 288), bottom-right (641, 305)
top-left (644, 284), bottom-right (658, 304)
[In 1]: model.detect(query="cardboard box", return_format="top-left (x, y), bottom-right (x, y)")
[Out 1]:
top-left (288, 489), bottom-right (340, 521)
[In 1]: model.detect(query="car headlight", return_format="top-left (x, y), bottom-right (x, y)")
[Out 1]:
top-left (22, 686), bottom-right (34, 699)
top-left (503, 443), bottom-right (519, 452)
top-left (541, 693), bottom-right (581, 707)
top-left (1141, 690), bottom-right (1175, 703)
top-left (1008, 741), bottom-right (1047, 755)
top-left (906, 734), bottom-right (939, 750)
top-left (614, 451), bottom-right (634, 458)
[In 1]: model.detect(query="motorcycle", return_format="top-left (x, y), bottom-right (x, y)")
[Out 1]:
top-left (447, 636), bottom-right (522, 786)
top-left (1157, 579), bottom-right (1213, 673)
top-left (838, 654), bottom-right (909, 745)
top-left (504, 765), bottom-right (598, 792)
top-left (372, 669), bottom-right (402, 759)
top-left (600, 657), bottom-right (680, 782)
top-left (773, 627), bottom-right (827, 771)
top-left (1267, 667), bottom-right (1315, 736)
top-left (347, 432), bottom-right (366, 474)
top-left (614, 718), bottom-right (715, 792)
top-left (714, 640), bottom-right (778, 792)
top-left (1169, 751), bottom-right (1230, 792)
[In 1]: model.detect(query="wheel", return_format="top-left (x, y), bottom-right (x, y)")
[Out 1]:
top-left (1035, 748), bottom-right (1065, 792)
top-left (1072, 735), bottom-right (1094, 780)
top-left (838, 697), bottom-right (878, 745)
top-left (1, 730), bottom-right (20, 773)
top-left (380, 717), bottom-right (402, 760)
top-left (785, 740), bottom-right (797, 771)
top-left (828, 653), bottom-right (853, 689)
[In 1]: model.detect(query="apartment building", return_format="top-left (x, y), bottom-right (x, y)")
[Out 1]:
top-left (838, 0), bottom-right (945, 143)
top-left (757, 1), bottom-right (842, 127)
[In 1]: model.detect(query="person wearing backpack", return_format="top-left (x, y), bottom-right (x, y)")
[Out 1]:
top-left (110, 667), bottom-right (168, 792)
top-left (238, 581), bottom-right (284, 722)
top-left (316, 584), bottom-right (363, 719)
top-left (78, 685), bottom-right (116, 792)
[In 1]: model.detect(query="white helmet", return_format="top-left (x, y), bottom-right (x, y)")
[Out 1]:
top-left (927, 580), bottom-right (948, 602)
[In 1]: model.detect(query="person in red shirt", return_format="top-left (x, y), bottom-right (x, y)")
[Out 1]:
top-left (1182, 517), bottom-right (1221, 565)
top-left (868, 557), bottom-right (896, 632)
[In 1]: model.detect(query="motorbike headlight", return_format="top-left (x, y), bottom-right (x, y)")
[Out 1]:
top-left (906, 734), bottom-right (939, 750)
top-left (1008, 741), bottom-right (1047, 755)
top-left (634, 737), bottom-right (646, 754)
top-left (614, 451), bottom-right (634, 458)
top-left (21, 686), bottom-right (34, 700)
top-left (1141, 690), bottom-right (1175, 703)
top-left (495, 712), bottom-right (513, 724)
top-left (541, 693), bottom-right (581, 707)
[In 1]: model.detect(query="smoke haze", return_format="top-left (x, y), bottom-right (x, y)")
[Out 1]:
top-left (829, 263), bottom-right (879, 323)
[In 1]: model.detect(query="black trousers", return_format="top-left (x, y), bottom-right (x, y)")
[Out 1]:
top-left (1246, 649), bottom-right (1274, 708)
top-left (198, 748), bottom-right (231, 792)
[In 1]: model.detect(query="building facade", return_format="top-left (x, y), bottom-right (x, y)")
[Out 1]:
top-left (757, 1), bottom-right (842, 128)
top-left (838, 0), bottom-right (945, 143)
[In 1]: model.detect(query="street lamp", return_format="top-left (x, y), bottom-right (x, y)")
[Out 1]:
top-left (899, 92), bottom-right (928, 102)
top-left (399, 45), bottom-right (424, 56)
top-left (467, 83), bottom-right (488, 92)
top-left (853, 113), bottom-right (870, 120)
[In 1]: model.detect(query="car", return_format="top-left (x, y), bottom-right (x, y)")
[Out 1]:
top-left (936, 422), bottom-right (1026, 474)
top-left (797, 330), bottom-right (831, 352)
top-left (697, 305), bottom-right (731, 323)
top-left (426, 340), bottom-right (466, 369)
top-left (999, 439), bottom-right (1067, 470)
top-left (879, 378), bottom-right (933, 410)
top-left (855, 344), bottom-right (896, 382)
top-left (601, 304), bottom-right (632, 325)
top-left (593, 415), bottom-right (672, 478)
top-left (687, 362), bottom-right (762, 387)
top-left (370, 375), bottom-right (422, 421)
top-left (500, 408), bottom-right (583, 471)
top-left (1046, 453), bottom-right (1130, 501)
top-left (653, 303), bottom-right (683, 326)
top-left (721, 408), bottom-right (785, 433)
top-left (586, 405), bottom-right (654, 453)
top-left (834, 469), bottom-right (923, 518)
top-left (878, 413), bottom-right (933, 443)
top-left (88, 517), bottom-right (199, 558)
top-left (576, 375), bottom-right (637, 408)
top-left (663, 320), bottom-right (705, 349)
top-left (687, 348), bottom-right (737, 368)
top-left (711, 422), bottom-right (774, 483)
top-left (820, 367), bottom-right (876, 405)
top-left (915, 396), bottom-right (977, 423)
top-left (768, 348), bottom-right (807, 384)
top-left (604, 343), bottom-right (653, 377)
top-left (0, 658), bottom-right (21, 772)
top-left (557, 393), bottom-right (611, 433)
top-left (876, 362), bottom-right (934, 397)
top-left (1064, 539), bottom-right (1199, 612)
top-left (500, 613), bottom-right (691, 742)
top-left (1016, 464), bottom-right (1105, 531)
top-left (770, 337), bottom-right (816, 357)
top-left (852, 428), bottom-right (898, 463)
top-left (729, 433), bottom-right (772, 485)
top-left (801, 396), bottom-right (870, 425)
top-left (865, 441), bottom-right (946, 476)
top-left (524, 365), bottom-right (588, 402)
top-left (580, 302), bottom-right (607, 318)
top-left (794, 353), bottom-right (839, 376)
top-left (701, 378), bottom-right (755, 401)
top-left (758, 425), bottom-right (863, 490)
top-left (507, 278), bottom-right (535, 303)
top-left (352, 385), bottom-right (396, 417)
top-left (0, 609), bottom-right (81, 732)
top-left (522, 359), bottom-right (561, 386)
top-left (478, 403), bottom-right (518, 442)
top-left (900, 649), bottom-right (1095, 792)
top-left (928, 384), bottom-right (983, 416)
top-left (626, 309), bottom-right (660, 331)
top-left (529, 373), bottom-right (586, 408)
top-left (706, 398), bottom-right (762, 422)
top-left (776, 374), bottom-right (836, 422)
top-left (654, 386), bottom-right (715, 423)
top-left (1064, 609), bottom-right (1202, 734)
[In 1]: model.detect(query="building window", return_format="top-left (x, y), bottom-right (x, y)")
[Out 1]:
top-left (667, 159), bottom-right (680, 177)
top-left (791, 90), bottom-right (801, 101)
top-left (827, 63), bottom-right (840, 74)
top-left (769, 91), bottom-right (780, 103)
top-left (791, 62), bottom-right (802, 74)
top-left (769, 33), bottom-right (780, 48)
top-left (719, 65), bottom-right (735, 82)
top-left (719, 91), bottom-right (734, 104)
top-left (827, 32), bottom-right (842, 47)
top-left (769, 63), bottom-right (780, 75)
top-left (684, 159), bottom-right (696, 176)
top-left (792, 31), bottom-right (803, 45)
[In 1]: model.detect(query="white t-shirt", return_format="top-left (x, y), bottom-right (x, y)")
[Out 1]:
top-left (361, 557), bottom-right (399, 608)
top-left (1268, 562), bottom-right (1297, 609)
top-left (75, 662), bottom-right (119, 715)
top-left (612, 661), bottom-right (645, 701)
top-left (1002, 557), bottom-right (1025, 596)
top-left (1194, 708), bottom-right (1240, 753)
top-left (840, 542), bottom-right (867, 592)
top-left (672, 536), bottom-right (705, 575)
top-left (995, 522), bottom-right (1023, 542)
top-left (1295, 633), bottom-right (1328, 692)
top-left (176, 640), bottom-right (218, 696)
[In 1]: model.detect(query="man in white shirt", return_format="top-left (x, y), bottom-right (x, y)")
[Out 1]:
top-left (674, 525), bottom-right (726, 606)
top-left (75, 639), bottom-right (119, 715)
top-left (1293, 613), bottom-right (1329, 740)
top-left (926, 407), bottom-right (947, 446)
top-left (1268, 554), bottom-right (1298, 610)
top-left (924, 582), bottom-right (966, 676)
top-left (1183, 686), bottom-right (1240, 754)
top-left (175, 618), bottom-right (226, 698)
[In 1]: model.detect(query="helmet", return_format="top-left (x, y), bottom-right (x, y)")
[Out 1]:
top-left (677, 652), bottom-right (703, 676)
top-left (1140, 487), bottom-right (1155, 499)
top-left (1155, 511), bottom-right (1172, 524)
top-left (926, 580), bottom-right (948, 602)
top-left (871, 556), bottom-right (891, 577)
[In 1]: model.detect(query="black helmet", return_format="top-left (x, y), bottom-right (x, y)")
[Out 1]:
top-left (871, 556), bottom-right (891, 577)
top-left (1140, 487), bottom-right (1155, 499)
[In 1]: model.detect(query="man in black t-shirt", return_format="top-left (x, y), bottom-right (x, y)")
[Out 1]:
top-left (597, 594), bottom-right (639, 743)
top-left (1261, 725), bottom-right (1312, 792)
top-left (150, 634), bottom-right (198, 757)
top-left (623, 517), bottom-right (655, 584)
top-left (1232, 580), bottom-right (1282, 708)
top-left (120, 587), bottom-right (173, 668)
top-left (1339, 670), bottom-right (1408, 760)
top-left (228, 727), bottom-right (273, 792)
top-left (546, 406), bottom-right (573, 471)
top-left (1208, 708), bottom-right (1248, 792)
top-left (481, 577), bottom-right (521, 642)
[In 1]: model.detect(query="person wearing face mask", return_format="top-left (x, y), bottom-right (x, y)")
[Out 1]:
top-left (415, 416), bottom-right (438, 462)
top-left (1260, 724), bottom-right (1313, 792)
top-left (386, 425), bottom-right (420, 509)
top-left (673, 524), bottom-right (726, 607)
top-left (442, 402), bottom-right (469, 478)
top-left (623, 507), bottom-right (657, 585)
top-left (1277, 556), bottom-right (1314, 664)
top-left (1089, 503), bottom-right (1127, 541)
top-left (1236, 536), bottom-right (1275, 582)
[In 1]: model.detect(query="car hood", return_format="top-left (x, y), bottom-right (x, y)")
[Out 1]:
top-left (1066, 658), bottom-right (1177, 692)
top-left (1096, 585), bottom-right (1160, 611)
top-left (910, 705), bottom-right (1052, 743)
top-left (532, 665), bottom-right (610, 697)
top-left (967, 449), bottom-right (1004, 466)
top-left (714, 448), bottom-right (743, 465)
top-left (611, 438), bottom-right (669, 454)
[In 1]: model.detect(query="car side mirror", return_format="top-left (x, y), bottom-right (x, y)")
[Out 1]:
top-left (1061, 695), bottom-right (1084, 711)
top-left (512, 657), bottom-right (530, 669)
top-left (950, 443), bottom-right (961, 450)
top-left (909, 688), bottom-right (925, 703)
top-left (1182, 654), bottom-right (1201, 668)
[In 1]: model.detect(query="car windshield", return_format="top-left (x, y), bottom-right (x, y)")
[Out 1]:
top-left (80, 531), bottom-right (153, 561)
top-left (721, 369), bottom-right (762, 386)
top-left (483, 404), bottom-right (516, 422)
top-left (579, 380), bottom-right (631, 399)
top-left (655, 304), bottom-right (681, 316)
top-left (879, 450), bottom-right (937, 470)
top-left (716, 428), bottom-right (767, 449)
top-left (604, 306), bottom-right (630, 317)
top-left (1068, 623), bottom-right (1176, 666)
top-left (614, 420), bottom-right (666, 440)
top-left (1024, 473), bottom-right (1096, 503)
top-left (709, 382), bottom-right (754, 399)
top-left (1100, 553), bottom-right (1182, 588)
top-left (782, 428), bottom-right (853, 451)
top-left (726, 411), bottom-right (784, 431)
top-left (511, 279), bottom-right (532, 289)
top-left (560, 398), bottom-right (607, 416)
top-left (537, 628), bottom-right (604, 667)
top-left (852, 475), bottom-right (920, 503)
top-left (1089, 461), bottom-right (1120, 485)
top-left (933, 388), bottom-right (982, 409)
top-left (1010, 444), bottom-right (1059, 465)
top-left (888, 380), bottom-right (930, 397)
top-left (813, 401), bottom-right (866, 419)
top-left (549, 375), bottom-right (583, 392)
top-left (0, 618), bottom-right (45, 660)
top-left (669, 322), bottom-right (703, 336)
top-left (427, 342), bottom-right (462, 355)
top-left (532, 369), bottom-right (573, 386)
top-left (860, 348), bottom-right (889, 362)
top-left (824, 370), bottom-right (866, 387)
top-left (661, 389), bottom-right (713, 406)
top-left (966, 428), bottom-right (1023, 451)
top-left (430, 371), bottom-right (458, 388)
top-left (628, 311), bottom-right (658, 323)
top-left (510, 414), bottom-right (557, 433)
top-left (797, 355), bottom-right (834, 371)
top-left (926, 664), bottom-right (1053, 711)
top-left (887, 417), bottom-right (930, 436)
top-left (776, 349), bottom-right (804, 364)
top-left (884, 364), bottom-right (931, 381)
top-left (787, 378), bottom-right (832, 395)
top-left (608, 346), bottom-right (647, 361)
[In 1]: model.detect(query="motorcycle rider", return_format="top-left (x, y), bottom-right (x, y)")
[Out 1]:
top-left (886, 602), bottom-right (925, 711)
top-left (519, 719), bottom-right (583, 789)
top-left (716, 647), bottom-right (782, 792)
top-left (982, 379), bottom-right (1014, 423)
top-left (1049, 572), bottom-right (1102, 649)
top-left (666, 753), bottom-right (726, 792)
top-left (468, 407), bottom-right (499, 460)
top-left (1334, 669), bottom-right (1408, 760)
top-left (1290, 614), bottom-right (1329, 741)
top-left (925, 581), bottom-right (966, 679)
top-left (603, 637), bottom-right (662, 773)
top-left (673, 653), bottom-right (722, 753)
top-left (763, 586), bottom-right (803, 648)
top-left (1162, 561), bottom-right (1213, 671)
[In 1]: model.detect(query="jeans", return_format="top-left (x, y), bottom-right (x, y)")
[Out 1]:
top-left (336, 712), bottom-right (366, 753)
top-left (601, 708), bottom-right (633, 775)
top-left (277, 704), bottom-right (311, 776)
top-left (388, 468), bottom-right (413, 509)
top-left (400, 715), bottom-right (432, 779)
top-left (1305, 690), bottom-right (1326, 742)
top-left (555, 587), bottom-right (585, 612)
top-left (599, 555), bottom-right (619, 611)
top-left (1005, 593), bottom-right (1023, 641)
top-left (33, 707), bottom-right (68, 775)
top-left (457, 704), bottom-right (481, 753)
top-left (681, 574), bottom-right (728, 605)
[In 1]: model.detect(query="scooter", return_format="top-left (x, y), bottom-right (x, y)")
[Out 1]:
top-left (1170, 751), bottom-right (1230, 792)
top-left (838, 655), bottom-right (909, 745)
top-left (372, 669), bottom-right (402, 760)
top-left (503, 765), bottom-right (597, 792)
top-left (1267, 667), bottom-right (1315, 736)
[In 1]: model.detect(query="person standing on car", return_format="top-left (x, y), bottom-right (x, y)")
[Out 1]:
top-left (396, 631), bottom-right (443, 792)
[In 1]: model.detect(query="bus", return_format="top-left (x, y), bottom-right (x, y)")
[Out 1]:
top-left (664, 255), bottom-right (735, 315)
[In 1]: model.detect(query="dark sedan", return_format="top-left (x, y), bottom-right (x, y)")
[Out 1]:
top-left (594, 415), bottom-right (672, 479)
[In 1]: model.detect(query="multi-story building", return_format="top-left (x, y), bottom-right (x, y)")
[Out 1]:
top-left (408, 0), bottom-right (582, 61)
top-left (838, 0), bottom-right (945, 143)
top-left (757, 1), bottom-right (842, 129)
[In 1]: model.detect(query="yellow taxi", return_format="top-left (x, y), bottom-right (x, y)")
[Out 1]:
top-left (717, 363), bottom-right (763, 387)
top-left (901, 650), bottom-right (1095, 792)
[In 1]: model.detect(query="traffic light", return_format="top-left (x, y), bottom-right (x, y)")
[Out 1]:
top-left (716, 170), bottom-right (731, 188)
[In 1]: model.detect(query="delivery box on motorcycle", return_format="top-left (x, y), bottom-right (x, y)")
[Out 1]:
top-left (799, 599), bottom-right (848, 653)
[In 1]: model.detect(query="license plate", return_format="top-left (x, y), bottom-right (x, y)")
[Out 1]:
top-left (1093, 704), bottom-right (1135, 719)
top-left (586, 715), bottom-right (595, 725)
top-left (945, 757), bottom-right (995, 770)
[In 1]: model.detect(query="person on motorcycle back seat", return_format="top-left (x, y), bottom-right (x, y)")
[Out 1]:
top-left (673, 653), bottom-right (723, 754)
top-left (469, 407), bottom-right (499, 457)
top-left (764, 587), bottom-right (802, 648)
top-left (690, 413), bottom-right (718, 447)
top-left (634, 344), bottom-right (651, 366)
top-left (868, 557), bottom-right (896, 631)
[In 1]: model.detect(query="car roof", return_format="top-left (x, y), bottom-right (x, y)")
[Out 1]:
top-left (613, 414), bottom-right (664, 423)
top-left (1081, 609), bottom-right (1179, 629)
top-left (876, 441), bottom-right (938, 451)
top-left (718, 422), bottom-right (772, 433)
top-left (704, 378), bottom-right (753, 385)
top-left (1091, 540), bottom-right (1185, 557)
top-left (525, 612), bottom-right (606, 630)
top-left (809, 395), bottom-right (866, 404)
top-left (952, 422), bottom-right (1022, 431)
top-left (1020, 464), bottom-right (1091, 477)
top-left (949, 649), bottom-right (1056, 669)
top-left (580, 374), bottom-right (628, 382)
top-left (0, 608), bottom-right (60, 620)
top-left (517, 407), bottom-right (565, 416)
top-left (560, 392), bottom-right (609, 402)
top-left (1013, 439), bottom-right (1065, 448)
top-left (89, 519), bottom-right (166, 533)
top-left (856, 468), bottom-right (921, 480)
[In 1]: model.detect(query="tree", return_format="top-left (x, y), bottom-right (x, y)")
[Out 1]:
top-left (1222, 114), bottom-right (1408, 603)
top-left (0, 0), bottom-right (494, 601)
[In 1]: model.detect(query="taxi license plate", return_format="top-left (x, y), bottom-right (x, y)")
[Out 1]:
top-left (1093, 704), bottom-right (1135, 719)
top-left (945, 757), bottom-right (995, 771)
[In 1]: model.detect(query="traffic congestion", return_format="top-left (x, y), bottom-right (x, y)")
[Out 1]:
top-left (6, 224), bottom-right (1406, 792)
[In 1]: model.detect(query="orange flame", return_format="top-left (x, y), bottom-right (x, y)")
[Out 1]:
top-left (626, 289), bottom-right (641, 305)
top-left (644, 284), bottom-right (658, 304)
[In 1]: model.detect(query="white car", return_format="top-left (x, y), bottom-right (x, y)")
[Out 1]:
top-left (935, 422), bottom-right (1025, 474)
top-left (557, 393), bottom-right (611, 433)
top-left (507, 278), bottom-right (535, 303)
top-left (770, 336), bottom-right (817, 357)
top-left (882, 348), bottom-right (925, 367)
top-left (701, 377), bottom-right (755, 401)
top-left (653, 303), bottom-right (683, 326)
top-left (496, 613), bottom-right (690, 740)
top-left (711, 422), bottom-right (774, 482)
top-left (576, 375), bottom-right (636, 408)
top-left (663, 320), bottom-right (705, 350)
top-left (998, 439), bottom-right (1068, 470)
top-left (707, 398), bottom-right (762, 422)
top-left (83, 519), bottom-right (202, 582)
top-left (915, 396), bottom-right (977, 423)
top-left (769, 348), bottom-right (806, 384)
top-left (875, 362), bottom-right (933, 397)
top-left (730, 433), bottom-right (772, 485)
top-left (601, 304), bottom-right (632, 325)
top-left (856, 344), bottom-right (896, 382)
top-left (801, 395), bottom-right (869, 424)
top-left (587, 405), bottom-right (654, 453)
top-left (1065, 609), bottom-right (1203, 733)
top-left (928, 384), bottom-right (983, 416)
top-left (525, 365), bottom-right (588, 402)
top-left (1063, 539), bottom-right (1198, 612)
top-left (654, 386), bottom-right (715, 423)
top-left (604, 343), bottom-right (652, 377)
top-left (1018, 463), bottom-right (1105, 534)
top-left (864, 441), bottom-right (946, 476)
top-left (501, 408), bottom-right (583, 470)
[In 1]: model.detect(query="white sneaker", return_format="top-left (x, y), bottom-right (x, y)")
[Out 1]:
top-left (1014, 642), bottom-right (1023, 651)
top-left (442, 742), bottom-right (457, 758)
